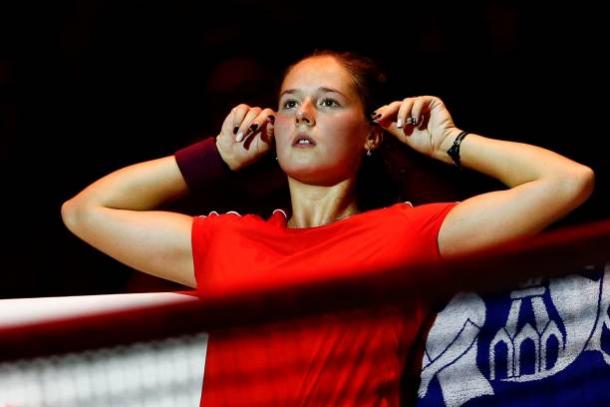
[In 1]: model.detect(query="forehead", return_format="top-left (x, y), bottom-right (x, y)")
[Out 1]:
top-left (281, 56), bottom-right (355, 95)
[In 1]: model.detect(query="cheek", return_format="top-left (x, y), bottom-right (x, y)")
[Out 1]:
top-left (322, 116), bottom-right (367, 154)
top-left (274, 116), bottom-right (292, 147)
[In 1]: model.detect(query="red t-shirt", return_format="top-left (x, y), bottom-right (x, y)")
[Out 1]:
top-left (192, 201), bottom-right (458, 406)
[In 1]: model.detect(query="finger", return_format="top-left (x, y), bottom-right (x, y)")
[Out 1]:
top-left (265, 117), bottom-right (275, 145)
top-left (236, 107), bottom-right (261, 143)
top-left (251, 108), bottom-right (275, 137)
top-left (410, 97), bottom-right (427, 127)
top-left (241, 108), bottom-right (271, 144)
top-left (397, 98), bottom-right (415, 129)
top-left (244, 108), bottom-right (276, 147)
top-left (232, 104), bottom-right (250, 140)
top-left (371, 101), bottom-right (402, 126)
top-left (261, 109), bottom-right (276, 144)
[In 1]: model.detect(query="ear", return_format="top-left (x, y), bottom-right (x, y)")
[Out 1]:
top-left (364, 125), bottom-right (384, 151)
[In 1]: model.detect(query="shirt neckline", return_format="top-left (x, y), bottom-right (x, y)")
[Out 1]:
top-left (274, 201), bottom-right (412, 232)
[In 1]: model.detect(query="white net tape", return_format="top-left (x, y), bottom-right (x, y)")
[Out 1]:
top-left (0, 332), bottom-right (208, 407)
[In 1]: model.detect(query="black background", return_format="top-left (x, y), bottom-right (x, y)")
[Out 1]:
top-left (2, 1), bottom-right (607, 298)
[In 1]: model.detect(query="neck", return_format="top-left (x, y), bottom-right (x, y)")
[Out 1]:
top-left (286, 176), bottom-right (359, 229)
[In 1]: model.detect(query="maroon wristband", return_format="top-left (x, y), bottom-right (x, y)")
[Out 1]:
top-left (174, 136), bottom-right (234, 193)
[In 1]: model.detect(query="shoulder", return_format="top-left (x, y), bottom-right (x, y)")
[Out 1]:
top-left (390, 201), bottom-right (459, 221)
top-left (193, 209), bottom-right (281, 230)
top-left (356, 201), bottom-right (458, 237)
top-left (389, 201), bottom-right (461, 252)
top-left (369, 201), bottom-right (461, 262)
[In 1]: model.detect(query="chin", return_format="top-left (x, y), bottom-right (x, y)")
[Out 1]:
top-left (281, 160), bottom-right (350, 187)
top-left (281, 163), bottom-right (321, 184)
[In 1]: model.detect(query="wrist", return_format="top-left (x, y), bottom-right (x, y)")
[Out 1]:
top-left (214, 135), bottom-right (240, 171)
top-left (174, 136), bottom-right (236, 193)
top-left (432, 128), bottom-right (465, 165)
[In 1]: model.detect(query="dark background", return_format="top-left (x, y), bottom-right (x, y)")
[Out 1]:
top-left (1, 1), bottom-right (607, 298)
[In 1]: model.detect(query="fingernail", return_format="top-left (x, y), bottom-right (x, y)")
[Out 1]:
top-left (397, 118), bottom-right (403, 128)
top-left (233, 126), bottom-right (239, 134)
top-left (236, 132), bottom-right (243, 142)
top-left (267, 115), bottom-right (275, 124)
top-left (250, 123), bottom-right (259, 133)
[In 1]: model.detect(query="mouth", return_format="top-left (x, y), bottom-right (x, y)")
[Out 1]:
top-left (292, 133), bottom-right (316, 147)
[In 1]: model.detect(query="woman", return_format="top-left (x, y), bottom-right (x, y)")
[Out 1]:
top-left (61, 50), bottom-right (594, 405)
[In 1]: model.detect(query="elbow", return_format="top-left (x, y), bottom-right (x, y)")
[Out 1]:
top-left (61, 196), bottom-right (94, 237)
top-left (562, 164), bottom-right (595, 208)
top-left (574, 164), bottom-right (595, 203)
top-left (61, 198), bottom-right (80, 234)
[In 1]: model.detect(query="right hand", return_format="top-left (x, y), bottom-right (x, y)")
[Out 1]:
top-left (216, 104), bottom-right (276, 171)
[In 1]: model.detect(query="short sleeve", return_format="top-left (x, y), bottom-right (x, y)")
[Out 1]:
top-left (396, 202), bottom-right (459, 261)
top-left (191, 215), bottom-right (215, 293)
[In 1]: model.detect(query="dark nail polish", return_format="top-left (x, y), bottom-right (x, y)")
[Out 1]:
top-left (233, 126), bottom-right (239, 134)
top-left (250, 124), bottom-right (259, 132)
top-left (268, 115), bottom-right (275, 124)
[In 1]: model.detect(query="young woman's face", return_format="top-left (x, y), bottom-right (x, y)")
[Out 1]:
top-left (275, 55), bottom-right (371, 185)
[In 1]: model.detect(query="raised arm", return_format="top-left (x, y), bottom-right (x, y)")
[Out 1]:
top-left (61, 156), bottom-right (197, 287)
top-left (61, 104), bottom-right (276, 287)
top-left (433, 132), bottom-right (593, 257)
top-left (373, 96), bottom-right (594, 257)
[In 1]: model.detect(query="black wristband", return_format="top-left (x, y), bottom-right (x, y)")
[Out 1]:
top-left (174, 136), bottom-right (234, 193)
top-left (446, 131), bottom-right (469, 169)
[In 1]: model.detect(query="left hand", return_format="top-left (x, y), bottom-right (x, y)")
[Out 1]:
top-left (372, 96), bottom-right (460, 157)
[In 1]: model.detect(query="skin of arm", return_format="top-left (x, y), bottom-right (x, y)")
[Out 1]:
top-left (61, 104), bottom-right (275, 288)
top-left (434, 131), bottom-right (595, 257)
top-left (373, 96), bottom-right (595, 258)
top-left (61, 156), bottom-right (196, 287)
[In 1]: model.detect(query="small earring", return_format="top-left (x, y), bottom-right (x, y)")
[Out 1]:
top-left (275, 156), bottom-right (279, 161)
top-left (366, 149), bottom-right (372, 157)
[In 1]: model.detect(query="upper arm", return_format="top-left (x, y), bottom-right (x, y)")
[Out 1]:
top-left (438, 173), bottom-right (594, 258)
top-left (62, 204), bottom-right (196, 288)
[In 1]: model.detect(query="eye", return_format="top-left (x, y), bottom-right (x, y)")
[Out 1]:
top-left (282, 99), bottom-right (298, 110)
top-left (320, 98), bottom-right (340, 107)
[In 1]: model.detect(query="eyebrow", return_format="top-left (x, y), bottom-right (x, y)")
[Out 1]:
top-left (279, 87), bottom-right (347, 98)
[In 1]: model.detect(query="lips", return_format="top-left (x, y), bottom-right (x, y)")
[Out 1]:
top-left (292, 133), bottom-right (316, 146)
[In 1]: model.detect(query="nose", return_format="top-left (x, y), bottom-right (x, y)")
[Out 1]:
top-left (296, 101), bottom-right (315, 126)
